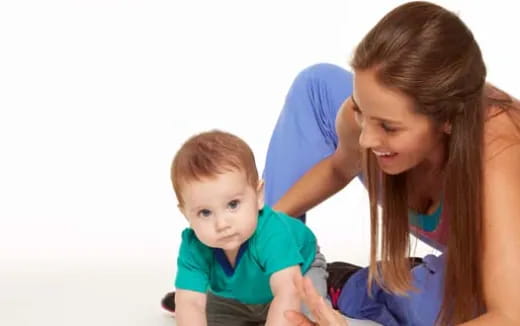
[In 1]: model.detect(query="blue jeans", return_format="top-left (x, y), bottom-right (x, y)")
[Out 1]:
top-left (262, 63), bottom-right (353, 221)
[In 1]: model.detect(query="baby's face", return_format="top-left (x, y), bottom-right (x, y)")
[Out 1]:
top-left (180, 169), bottom-right (262, 254)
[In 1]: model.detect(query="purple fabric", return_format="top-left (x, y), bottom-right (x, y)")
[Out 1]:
top-left (338, 255), bottom-right (445, 326)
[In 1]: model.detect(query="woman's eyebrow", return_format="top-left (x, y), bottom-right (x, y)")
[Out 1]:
top-left (352, 96), bottom-right (402, 125)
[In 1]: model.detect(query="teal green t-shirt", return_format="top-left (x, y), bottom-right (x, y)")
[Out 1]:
top-left (174, 205), bottom-right (317, 304)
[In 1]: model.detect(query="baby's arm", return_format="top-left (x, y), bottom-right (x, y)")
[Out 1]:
top-left (266, 265), bottom-right (301, 326)
top-left (175, 289), bottom-right (207, 326)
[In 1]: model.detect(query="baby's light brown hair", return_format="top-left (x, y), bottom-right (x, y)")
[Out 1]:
top-left (171, 130), bottom-right (259, 206)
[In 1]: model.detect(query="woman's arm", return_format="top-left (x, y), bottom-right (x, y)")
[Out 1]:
top-left (284, 275), bottom-right (349, 326)
top-left (273, 98), bottom-right (362, 217)
top-left (463, 141), bottom-right (520, 325)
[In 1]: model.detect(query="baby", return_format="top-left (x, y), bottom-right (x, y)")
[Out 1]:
top-left (171, 130), bottom-right (328, 326)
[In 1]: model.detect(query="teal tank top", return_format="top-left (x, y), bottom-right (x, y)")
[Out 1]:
top-left (409, 202), bottom-right (443, 232)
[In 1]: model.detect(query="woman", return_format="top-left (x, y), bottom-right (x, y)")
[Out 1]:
top-left (261, 1), bottom-right (520, 325)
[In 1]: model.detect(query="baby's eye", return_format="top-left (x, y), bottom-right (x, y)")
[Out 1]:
top-left (198, 209), bottom-right (212, 218)
top-left (228, 200), bottom-right (240, 210)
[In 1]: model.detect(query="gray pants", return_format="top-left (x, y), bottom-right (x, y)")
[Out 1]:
top-left (206, 248), bottom-right (328, 326)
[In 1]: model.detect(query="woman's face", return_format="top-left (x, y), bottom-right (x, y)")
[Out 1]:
top-left (352, 69), bottom-right (447, 175)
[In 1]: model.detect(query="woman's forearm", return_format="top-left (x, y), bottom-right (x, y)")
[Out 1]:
top-left (273, 155), bottom-right (356, 218)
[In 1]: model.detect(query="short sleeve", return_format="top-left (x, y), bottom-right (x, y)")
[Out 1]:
top-left (174, 229), bottom-right (210, 293)
top-left (255, 228), bottom-right (305, 277)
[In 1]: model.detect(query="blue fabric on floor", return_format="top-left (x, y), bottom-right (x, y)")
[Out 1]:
top-left (338, 255), bottom-right (445, 326)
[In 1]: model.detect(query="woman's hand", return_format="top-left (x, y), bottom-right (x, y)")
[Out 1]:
top-left (284, 274), bottom-right (349, 326)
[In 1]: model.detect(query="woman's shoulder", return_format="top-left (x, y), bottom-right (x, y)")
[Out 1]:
top-left (483, 84), bottom-right (520, 162)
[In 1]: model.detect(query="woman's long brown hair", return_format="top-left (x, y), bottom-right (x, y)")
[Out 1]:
top-left (351, 2), bottom-right (496, 324)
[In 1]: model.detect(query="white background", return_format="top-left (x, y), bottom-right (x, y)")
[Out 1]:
top-left (1, 1), bottom-right (518, 325)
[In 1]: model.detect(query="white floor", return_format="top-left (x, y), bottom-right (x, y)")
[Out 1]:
top-left (1, 256), bottom-right (174, 326)
top-left (0, 259), bottom-right (379, 326)
top-left (1, 249), bottom-right (381, 326)
top-left (1, 180), bottom-right (437, 326)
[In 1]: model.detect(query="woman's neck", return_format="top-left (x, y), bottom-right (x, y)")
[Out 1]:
top-left (414, 135), bottom-right (448, 177)
top-left (406, 138), bottom-right (448, 213)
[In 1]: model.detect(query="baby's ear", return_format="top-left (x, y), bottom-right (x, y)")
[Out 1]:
top-left (256, 179), bottom-right (265, 208)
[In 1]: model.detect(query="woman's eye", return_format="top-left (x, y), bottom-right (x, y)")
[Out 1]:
top-left (381, 123), bottom-right (397, 133)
